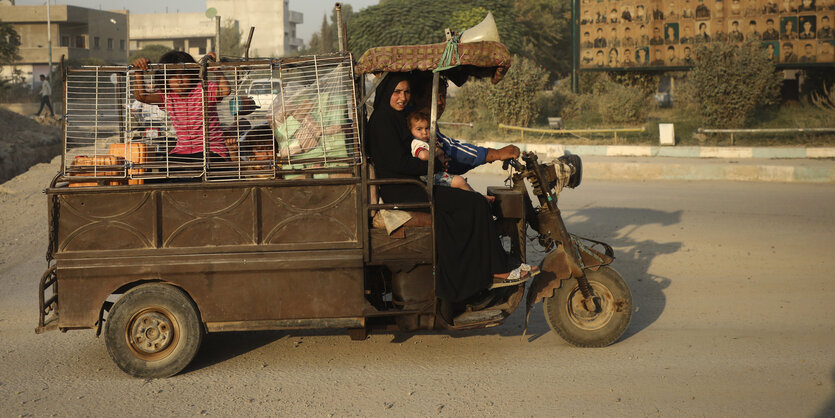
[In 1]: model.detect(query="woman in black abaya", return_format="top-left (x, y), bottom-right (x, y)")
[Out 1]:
top-left (366, 73), bottom-right (533, 302)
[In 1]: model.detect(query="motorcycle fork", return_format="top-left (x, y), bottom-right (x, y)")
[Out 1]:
top-left (538, 209), bottom-right (600, 312)
top-left (519, 166), bottom-right (600, 313)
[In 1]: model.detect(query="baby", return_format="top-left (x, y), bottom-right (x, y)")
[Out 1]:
top-left (407, 111), bottom-right (490, 200)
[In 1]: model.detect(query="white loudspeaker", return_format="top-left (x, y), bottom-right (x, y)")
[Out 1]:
top-left (460, 12), bottom-right (501, 43)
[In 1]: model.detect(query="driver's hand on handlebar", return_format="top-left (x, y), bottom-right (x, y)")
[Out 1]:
top-left (502, 158), bottom-right (522, 171)
top-left (497, 145), bottom-right (520, 161)
top-left (487, 144), bottom-right (521, 164)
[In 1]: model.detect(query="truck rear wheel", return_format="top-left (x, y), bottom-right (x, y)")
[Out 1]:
top-left (543, 266), bottom-right (632, 347)
top-left (104, 283), bottom-right (203, 378)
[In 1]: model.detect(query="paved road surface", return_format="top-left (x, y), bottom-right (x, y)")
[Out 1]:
top-left (1, 161), bottom-right (833, 416)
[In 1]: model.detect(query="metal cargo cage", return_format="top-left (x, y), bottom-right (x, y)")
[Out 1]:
top-left (61, 53), bottom-right (361, 184)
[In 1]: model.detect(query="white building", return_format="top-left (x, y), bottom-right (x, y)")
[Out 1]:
top-left (129, 13), bottom-right (217, 58)
top-left (0, 2), bottom-right (129, 84)
top-left (208, 0), bottom-right (304, 57)
top-left (129, 0), bottom-right (303, 59)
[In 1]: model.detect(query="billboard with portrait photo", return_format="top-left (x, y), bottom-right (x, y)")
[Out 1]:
top-left (818, 39), bottom-right (835, 59)
top-left (665, 22), bottom-right (681, 43)
top-left (799, 15), bottom-right (817, 38)
top-left (781, 41), bottom-right (799, 62)
top-left (577, 0), bottom-right (835, 69)
top-left (635, 46), bottom-right (650, 65)
top-left (781, 16), bottom-right (799, 40)
top-left (799, 41), bottom-right (818, 61)
top-left (763, 40), bottom-right (781, 61)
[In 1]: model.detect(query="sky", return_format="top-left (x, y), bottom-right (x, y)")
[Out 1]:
top-left (14, 0), bottom-right (380, 45)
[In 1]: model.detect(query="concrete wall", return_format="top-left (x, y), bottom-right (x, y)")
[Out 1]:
top-left (0, 5), bottom-right (128, 66)
top-left (207, 0), bottom-right (303, 57)
top-left (126, 1), bottom-right (303, 59)
top-left (129, 12), bottom-right (216, 58)
top-left (84, 8), bottom-right (129, 63)
top-left (130, 13), bottom-right (215, 41)
top-left (208, 0), bottom-right (284, 57)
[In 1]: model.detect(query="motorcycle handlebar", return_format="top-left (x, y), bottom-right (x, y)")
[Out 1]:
top-left (502, 158), bottom-right (522, 171)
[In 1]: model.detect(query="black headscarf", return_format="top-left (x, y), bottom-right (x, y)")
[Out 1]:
top-left (367, 73), bottom-right (435, 205)
top-left (366, 74), bottom-right (514, 302)
top-left (368, 73), bottom-right (412, 152)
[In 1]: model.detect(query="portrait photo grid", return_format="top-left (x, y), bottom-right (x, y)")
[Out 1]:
top-left (579, 0), bottom-right (835, 68)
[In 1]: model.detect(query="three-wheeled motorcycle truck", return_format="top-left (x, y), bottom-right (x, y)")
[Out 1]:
top-left (36, 17), bottom-right (632, 378)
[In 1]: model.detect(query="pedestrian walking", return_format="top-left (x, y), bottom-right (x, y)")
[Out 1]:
top-left (35, 74), bottom-right (54, 117)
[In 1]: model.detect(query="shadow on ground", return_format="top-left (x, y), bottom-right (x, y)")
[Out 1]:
top-left (184, 331), bottom-right (287, 374)
top-left (561, 206), bottom-right (682, 341)
top-left (816, 366), bottom-right (835, 418)
top-left (414, 206), bottom-right (682, 343)
top-left (181, 206), bottom-right (682, 371)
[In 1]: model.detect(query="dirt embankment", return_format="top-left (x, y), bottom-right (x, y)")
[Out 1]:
top-left (0, 108), bottom-right (61, 184)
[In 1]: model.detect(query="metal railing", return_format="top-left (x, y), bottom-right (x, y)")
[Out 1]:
top-left (498, 123), bottom-right (646, 142)
top-left (438, 121), bottom-right (473, 128)
top-left (698, 127), bottom-right (835, 145)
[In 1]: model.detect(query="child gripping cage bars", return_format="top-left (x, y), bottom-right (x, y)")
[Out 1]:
top-left (61, 53), bottom-right (361, 185)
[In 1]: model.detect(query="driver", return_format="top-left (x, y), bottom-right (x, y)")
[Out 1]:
top-left (409, 75), bottom-right (520, 175)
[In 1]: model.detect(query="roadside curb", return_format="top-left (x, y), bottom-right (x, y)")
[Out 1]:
top-left (468, 143), bottom-right (835, 183)
top-left (476, 141), bottom-right (835, 160)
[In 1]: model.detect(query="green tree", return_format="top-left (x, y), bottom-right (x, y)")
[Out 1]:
top-left (593, 76), bottom-right (651, 124)
top-left (606, 71), bottom-right (659, 96)
top-left (302, 4), bottom-right (354, 55)
top-left (449, 55), bottom-right (548, 127)
top-left (514, 0), bottom-right (571, 78)
top-left (810, 82), bottom-right (835, 112)
top-left (0, 23), bottom-right (22, 66)
top-left (483, 55), bottom-right (549, 126)
top-left (345, 0), bottom-right (572, 78)
top-left (688, 42), bottom-right (781, 128)
top-left (320, 14), bottom-right (334, 53)
top-left (220, 18), bottom-right (246, 58)
top-left (347, 0), bottom-right (522, 59)
top-left (447, 7), bottom-right (491, 33)
top-left (128, 44), bottom-right (172, 63)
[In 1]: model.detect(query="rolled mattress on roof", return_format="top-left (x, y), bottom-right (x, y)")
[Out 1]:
top-left (356, 41), bottom-right (512, 85)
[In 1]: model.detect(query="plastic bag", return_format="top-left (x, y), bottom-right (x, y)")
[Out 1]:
top-left (270, 64), bottom-right (350, 159)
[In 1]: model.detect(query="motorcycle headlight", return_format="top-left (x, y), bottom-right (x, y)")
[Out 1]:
top-left (526, 152), bottom-right (582, 194)
top-left (556, 153), bottom-right (582, 189)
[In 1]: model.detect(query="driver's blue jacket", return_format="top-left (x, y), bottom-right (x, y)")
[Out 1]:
top-left (436, 128), bottom-right (489, 175)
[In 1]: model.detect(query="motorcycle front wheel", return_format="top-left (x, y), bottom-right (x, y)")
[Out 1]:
top-left (543, 266), bottom-right (632, 347)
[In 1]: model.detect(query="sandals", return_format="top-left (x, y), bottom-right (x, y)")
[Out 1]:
top-left (489, 264), bottom-right (540, 289)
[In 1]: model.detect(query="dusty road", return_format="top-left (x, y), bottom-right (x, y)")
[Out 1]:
top-left (1, 159), bottom-right (833, 417)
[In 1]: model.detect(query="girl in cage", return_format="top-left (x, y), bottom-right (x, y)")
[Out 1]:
top-left (131, 50), bottom-right (230, 164)
top-left (366, 73), bottom-right (538, 301)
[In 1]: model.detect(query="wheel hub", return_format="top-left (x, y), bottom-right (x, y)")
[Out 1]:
top-left (129, 311), bottom-right (174, 354)
top-left (566, 281), bottom-right (615, 331)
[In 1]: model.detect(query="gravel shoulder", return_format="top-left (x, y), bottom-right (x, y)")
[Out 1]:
top-left (1, 162), bottom-right (834, 416)
top-left (0, 108), bottom-right (61, 184)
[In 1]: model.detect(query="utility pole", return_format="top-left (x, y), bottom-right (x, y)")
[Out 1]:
top-left (126, 10), bottom-right (130, 64)
top-left (571, 0), bottom-right (579, 93)
top-left (215, 15), bottom-right (221, 58)
top-left (47, 0), bottom-right (53, 85)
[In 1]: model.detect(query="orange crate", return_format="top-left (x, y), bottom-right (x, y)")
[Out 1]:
top-left (109, 143), bottom-right (152, 185)
top-left (68, 155), bottom-right (126, 187)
